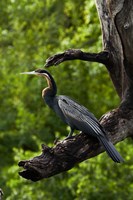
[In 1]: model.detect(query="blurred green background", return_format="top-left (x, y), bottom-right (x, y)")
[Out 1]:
top-left (0, 0), bottom-right (132, 199)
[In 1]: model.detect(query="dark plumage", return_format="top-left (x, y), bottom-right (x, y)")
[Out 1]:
top-left (21, 69), bottom-right (124, 163)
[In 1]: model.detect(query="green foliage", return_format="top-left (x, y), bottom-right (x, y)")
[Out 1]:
top-left (0, 0), bottom-right (130, 199)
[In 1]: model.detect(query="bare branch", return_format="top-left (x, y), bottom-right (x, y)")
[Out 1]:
top-left (45, 48), bottom-right (123, 98)
top-left (45, 49), bottom-right (109, 67)
top-left (18, 108), bottom-right (133, 182)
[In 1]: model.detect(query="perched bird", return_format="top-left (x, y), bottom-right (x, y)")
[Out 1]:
top-left (21, 69), bottom-right (124, 163)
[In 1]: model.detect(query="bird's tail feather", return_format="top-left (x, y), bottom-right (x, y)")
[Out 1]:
top-left (98, 136), bottom-right (124, 163)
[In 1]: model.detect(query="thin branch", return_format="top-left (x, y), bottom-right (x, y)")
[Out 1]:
top-left (45, 49), bottom-right (109, 67)
top-left (45, 48), bottom-right (123, 98)
top-left (18, 108), bottom-right (133, 182)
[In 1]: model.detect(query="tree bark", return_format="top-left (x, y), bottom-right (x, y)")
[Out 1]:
top-left (19, 108), bottom-right (133, 181)
top-left (45, 49), bottom-right (110, 67)
top-left (19, 0), bottom-right (133, 181)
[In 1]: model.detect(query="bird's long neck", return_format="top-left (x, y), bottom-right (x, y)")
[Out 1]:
top-left (42, 73), bottom-right (57, 108)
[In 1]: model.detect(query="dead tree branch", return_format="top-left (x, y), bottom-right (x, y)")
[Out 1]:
top-left (18, 108), bottom-right (132, 181)
top-left (45, 49), bottom-right (109, 67)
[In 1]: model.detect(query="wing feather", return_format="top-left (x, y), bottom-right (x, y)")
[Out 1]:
top-left (57, 95), bottom-right (124, 163)
top-left (58, 96), bottom-right (105, 137)
top-left (60, 95), bottom-right (98, 121)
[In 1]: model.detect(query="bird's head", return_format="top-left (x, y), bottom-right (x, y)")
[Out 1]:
top-left (21, 69), bottom-right (57, 96)
top-left (21, 69), bottom-right (50, 79)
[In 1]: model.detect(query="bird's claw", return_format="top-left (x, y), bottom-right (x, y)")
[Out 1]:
top-left (65, 135), bottom-right (73, 140)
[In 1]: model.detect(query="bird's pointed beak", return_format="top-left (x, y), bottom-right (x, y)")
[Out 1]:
top-left (20, 71), bottom-right (39, 75)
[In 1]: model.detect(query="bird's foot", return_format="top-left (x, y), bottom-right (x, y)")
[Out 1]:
top-left (54, 138), bottom-right (60, 145)
top-left (65, 135), bottom-right (74, 140)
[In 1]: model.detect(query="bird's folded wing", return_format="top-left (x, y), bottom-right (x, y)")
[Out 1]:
top-left (60, 95), bottom-right (98, 121)
top-left (58, 96), bottom-right (105, 137)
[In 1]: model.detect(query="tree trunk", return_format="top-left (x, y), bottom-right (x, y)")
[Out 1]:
top-left (19, 0), bottom-right (133, 181)
top-left (96, 0), bottom-right (133, 107)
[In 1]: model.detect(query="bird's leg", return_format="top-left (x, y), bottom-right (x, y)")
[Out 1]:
top-left (66, 128), bottom-right (74, 139)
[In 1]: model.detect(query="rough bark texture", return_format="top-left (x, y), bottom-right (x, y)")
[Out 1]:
top-left (45, 49), bottom-right (110, 67)
top-left (19, 0), bottom-right (133, 181)
top-left (19, 108), bottom-right (133, 181)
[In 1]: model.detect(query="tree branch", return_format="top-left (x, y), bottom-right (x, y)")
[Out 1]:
top-left (45, 48), bottom-right (124, 98)
top-left (18, 108), bottom-right (133, 182)
top-left (45, 49), bottom-right (109, 67)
